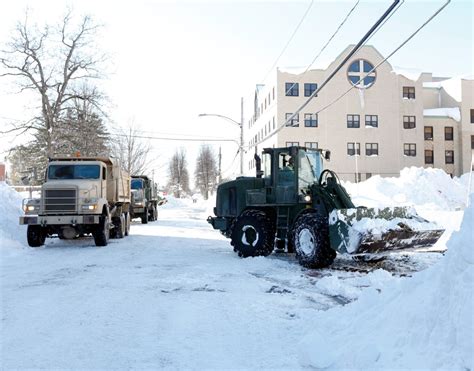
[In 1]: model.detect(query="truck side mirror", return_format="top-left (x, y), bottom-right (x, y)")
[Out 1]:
top-left (324, 150), bottom-right (331, 161)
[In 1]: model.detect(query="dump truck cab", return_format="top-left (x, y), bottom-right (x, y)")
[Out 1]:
top-left (208, 146), bottom-right (443, 268)
top-left (130, 175), bottom-right (159, 223)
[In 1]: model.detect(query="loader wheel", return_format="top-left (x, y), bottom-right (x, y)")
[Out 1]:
top-left (141, 208), bottom-right (149, 224)
top-left (293, 213), bottom-right (336, 268)
top-left (231, 210), bottom-right (275, 257)
top-left (27, 225), bottom-right (46, 247)
top-left (93, 214), bottom-right (110, 246)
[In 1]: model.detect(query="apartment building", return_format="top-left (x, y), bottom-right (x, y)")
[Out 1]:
top-left (244, 45), bottom-right (473, 181)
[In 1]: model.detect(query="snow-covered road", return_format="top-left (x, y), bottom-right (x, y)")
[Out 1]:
top-left (0, 198), bottom-right (442, 369)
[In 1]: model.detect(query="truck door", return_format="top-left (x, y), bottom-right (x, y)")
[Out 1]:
top-left (275, 151), bottom-right (297, 204)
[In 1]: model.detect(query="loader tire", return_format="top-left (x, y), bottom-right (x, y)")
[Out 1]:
top-left (141, 208), bottom-right (149, 224)
top-left (293, 213), bottom-right (336, 268)
top-left (93, 214), bottom-right (110, 246)
top-left (231, 210), bottom-right (275, 257)
top-left (27, 225), bottom-right (46, 247)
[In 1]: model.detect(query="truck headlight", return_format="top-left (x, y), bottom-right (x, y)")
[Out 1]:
top-left (81, 204), bottom-right (98, 211)
top-left (135, 202), bottom-right (144, 207)
top-left (27, 205), bottom-right (36, 211)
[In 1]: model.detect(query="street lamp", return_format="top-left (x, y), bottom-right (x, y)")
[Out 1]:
top-left (198, 97), bottom-right (244, 175)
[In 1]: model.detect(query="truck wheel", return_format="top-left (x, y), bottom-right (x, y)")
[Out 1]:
top-left (292, 213), bottom-right (336, 268)
top-left (124, 212), bottom-right (130, 236)
top-left (93, 214), bottom-right (110, 246)
top-left (141, 208), bottom-right (148, 224)
top-left (230, 210), bottom-right (275, 257)
top-left (116, 213), bottom-right (125, 239)
top-left (27, 225), bottom-right (46, 247)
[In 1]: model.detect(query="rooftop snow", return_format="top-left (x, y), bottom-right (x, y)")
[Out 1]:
top-left (391, 66), bottom-right (423, 81)
top-left (423, 76), bottom-right (465, 102)
top-left (424, 107), bottom-right (461, 122)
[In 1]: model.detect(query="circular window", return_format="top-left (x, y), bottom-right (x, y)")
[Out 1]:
top-left (347, 59), bottom-right (376, 89)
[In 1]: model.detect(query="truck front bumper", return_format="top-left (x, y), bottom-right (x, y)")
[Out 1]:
top-left (19, 215), bottom-right (101, 226)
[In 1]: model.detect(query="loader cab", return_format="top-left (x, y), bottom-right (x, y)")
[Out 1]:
top-left (261, 146), bottom-right (324, 204)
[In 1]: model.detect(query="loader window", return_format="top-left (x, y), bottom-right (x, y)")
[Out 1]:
top-left (277, 153), bottom-right (295, 184)
top-left (298, 149), bottom-right (321, 190)
top-left (262, 153), bottom-right (271, 180)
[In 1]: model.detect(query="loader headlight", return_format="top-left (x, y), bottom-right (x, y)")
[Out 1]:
top-left (304, 195), bottom-right (311, 202)
top-left (81, 204), bottom-right (98, 211)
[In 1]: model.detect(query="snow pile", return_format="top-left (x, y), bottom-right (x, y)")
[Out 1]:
top-left (344, 167), bottom-right (470, 211)
top-left (424, 107), bottom-right (461, 122)
top-left (0, 182), bottom-right (27, 249)
top-left (299, 195), bottom-right (474, 369)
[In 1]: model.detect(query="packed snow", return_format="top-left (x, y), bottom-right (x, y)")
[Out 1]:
top-left (0, 166), bottom-right (472, 369)
top-left (424, 107), bottom-right (461, 122)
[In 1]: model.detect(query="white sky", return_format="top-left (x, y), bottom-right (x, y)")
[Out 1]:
top-left (0, 0), bottom-right (472, 186)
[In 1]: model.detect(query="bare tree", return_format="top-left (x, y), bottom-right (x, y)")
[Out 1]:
top-left (0, 9), bottom-right (106, 157)
top-left (194, 145), bottom-right (218, 200)
top-left (111, 123), bottom-right (151, 175)
top-left (167, 149), bottom-right (190, 198)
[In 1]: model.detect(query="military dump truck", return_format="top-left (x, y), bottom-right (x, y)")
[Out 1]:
top-left (207, 146), bottom-right (444, 268)
top-left (20, 156), bottom-right (131, 247)
top-left (130, 175), bottom-right (162, 224)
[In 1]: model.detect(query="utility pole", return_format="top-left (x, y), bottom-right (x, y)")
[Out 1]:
top-left (240, 97), bottom-right (244, 175)
top-left (218, 146), bottom-right (222, 184)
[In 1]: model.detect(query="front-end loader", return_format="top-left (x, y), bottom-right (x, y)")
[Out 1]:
top-left (207, 146), bottom-right (444, 268)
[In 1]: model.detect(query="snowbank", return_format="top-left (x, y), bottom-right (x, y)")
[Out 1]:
top-left (0, 182), bottom-right (27, 249)
top-left (424, 107), bottom-right (461, 122)
top-left (299, 195), bottom-right (474, 370)
top-left (344, 167), bottom-right (470, 211)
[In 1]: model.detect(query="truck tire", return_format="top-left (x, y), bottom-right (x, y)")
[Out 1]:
top-left (116, 213), bottom-right (125, 239)
top-left (231, 210), bottom-right (275, 257)
top-left (93, 214), bottom-right (110, 246)
top-left (27, 225), bottom-right (46, 247)
top-left (141, 208), bottom-right (149, 224)
top-left (124, 212), bottom-right (130, 236)
top-left (292, 213), bottom-right (336, 268)
top-left (151, 205), bottom-right (158, 221)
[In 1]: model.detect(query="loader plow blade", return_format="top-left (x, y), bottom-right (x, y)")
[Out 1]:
top-left (329, 207), bottom-right (445, 255)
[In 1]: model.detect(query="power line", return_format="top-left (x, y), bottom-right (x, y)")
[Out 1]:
top-left (283, 0), bottom-right (361, 96)
top-left (249, 0), bottom-right (402, 150)
top-left (313, 0), bottom-right (450, 117)
top-left (261, 0), bottom-right (315, 84)
top-left (108, 132), bottom-right (239, 145)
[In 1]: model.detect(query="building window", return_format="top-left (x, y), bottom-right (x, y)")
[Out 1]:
top-left (471, 109), bottom-right (474, 123)
top-left (273, 87), bottom-right (275, 100)
top-left (403, 115), bottom-right (416, 129)
top-left (403, 86), bottom-right (415, 99)
top-left (304, 113), bottom-right (318, 127)
top-left (304, 83), bottom-right (318, 97)
top-left (272, 116), bottom-right (275, 130)
top-left (347, 142), bottom-right (360, 156)
top-left (445, 150), bottom-right (454, 164)
top-left (365, 115), bottom-right (378, 128)
top-left (365, 143), bottom-right (379, 156)
top-left (305, 142), bottom-right (318, 149)
top-left (445, 126), bottom-right (453, 141)
top-left (268, 93), bottom-right (271, 104)
top-left (285, 82), bottom-right (299, 96)
top-left (404, 143), bottom-right (416, 156)
top-left (424, 126), bottom-right (433, 140)
top-left (366, 173), bottom-right (372, 180)
top-left (347, 59), bottom-right (376, 88)
top-left (471, 135), bottom-right (474, 150)
top-left (425, 150), bottom-right (434, 164)
top-left (286, 141), bottom-right (299, 147)
top-left (347, 114), bottom-right (360, 128)
top-left (285, 113), bottom-right (299, 127)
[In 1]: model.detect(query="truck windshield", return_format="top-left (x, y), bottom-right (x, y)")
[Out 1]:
top-left (131, 179), bottom-right (144, 189)
top-left (298, 149), bottom-right (322, 190)
top-left (48, 165), bottom-right (100, 180)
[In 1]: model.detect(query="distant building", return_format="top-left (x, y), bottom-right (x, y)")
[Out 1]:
top-left (244, 45), bottom-right (473, 180)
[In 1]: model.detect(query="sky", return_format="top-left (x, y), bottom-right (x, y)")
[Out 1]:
top-left (0, 0), bottom-right (472, 186)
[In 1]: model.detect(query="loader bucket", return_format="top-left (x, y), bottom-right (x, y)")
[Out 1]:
top-left (328, 207), bottom-right (444, 254)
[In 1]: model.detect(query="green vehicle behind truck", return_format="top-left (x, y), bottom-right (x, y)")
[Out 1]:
top-left (130, 175), bottom-right (160, 224)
